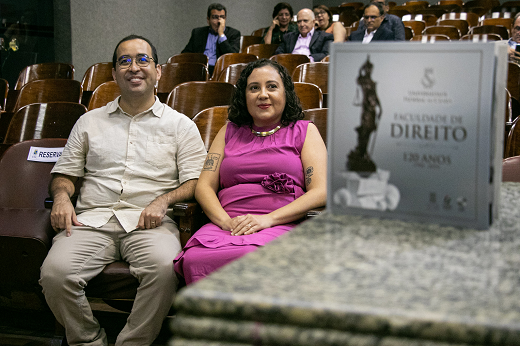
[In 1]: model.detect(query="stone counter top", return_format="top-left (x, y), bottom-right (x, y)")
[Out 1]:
top-left (171, 183), bottom-right (520, 346)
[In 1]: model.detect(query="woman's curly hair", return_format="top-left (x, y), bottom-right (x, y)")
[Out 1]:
top-left (228, 59), bottom-right (304, 127)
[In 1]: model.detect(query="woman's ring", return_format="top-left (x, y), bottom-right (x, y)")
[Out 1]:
top-left (247, 224), bottom-right (251, 228)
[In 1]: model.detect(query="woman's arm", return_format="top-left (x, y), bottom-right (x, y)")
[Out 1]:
top-left (194, 124), bottom-right (235, 231)
top-left (263, 19), bottom-right (279, 44)
top-left (231, 123), bottom-right (327, 235)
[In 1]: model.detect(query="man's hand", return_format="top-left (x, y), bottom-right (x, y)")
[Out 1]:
top-left (50, 195), bottom-right (81, 237)
top-left (509, 46), bottom-right (520, 62)
top-left (137, 198), bottom-right (168, 230)
top-left (218, 17), bottom-right (226, 37)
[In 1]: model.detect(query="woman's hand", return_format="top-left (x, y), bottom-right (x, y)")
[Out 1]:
top-left (269, 18), bottom-right (280, 30)
top-left (230, 214), bottom-right (273, 236)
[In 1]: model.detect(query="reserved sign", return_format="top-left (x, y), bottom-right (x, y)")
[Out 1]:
top-left (27, 146), bottom-right (64, 162)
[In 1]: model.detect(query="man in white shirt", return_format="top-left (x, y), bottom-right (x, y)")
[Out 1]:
top-left (40, 35), bottom-right (207, 346)
top-left (274, 8), bottom-right (333, 62)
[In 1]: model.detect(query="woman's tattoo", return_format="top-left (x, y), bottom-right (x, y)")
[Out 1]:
top-left (305, 166), bottom-right (314, 186)
top-left (203, 153), bottom-right (221, 171)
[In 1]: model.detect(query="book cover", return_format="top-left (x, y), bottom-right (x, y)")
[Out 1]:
top-left (327, 42), bottom-right (507, 229)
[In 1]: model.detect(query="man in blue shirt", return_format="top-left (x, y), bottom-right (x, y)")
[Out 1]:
top-left (182, 3), bottom-right (241, 76)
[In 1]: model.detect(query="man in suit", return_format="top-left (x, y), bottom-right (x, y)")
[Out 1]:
top-left (274, 8), bottom-right (333, 62)
top-left (356, 0), bottom-right (405, 41)
top-left (349, 2), bottom-right (396, 42)
top-left (182, 3), bottom-right (241, 76)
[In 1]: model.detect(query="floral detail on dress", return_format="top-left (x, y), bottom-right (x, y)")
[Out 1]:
top-left (261, 173), bottom-right (295, 194)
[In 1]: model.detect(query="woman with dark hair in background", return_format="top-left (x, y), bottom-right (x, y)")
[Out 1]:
top-left (174, 59), bottom-right (327, 284)
top-left (313, 4), bottom-right (333, 33)
top-left (262, 2), bottom-right (298, 44)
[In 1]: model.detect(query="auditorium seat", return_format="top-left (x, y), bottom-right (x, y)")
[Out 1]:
top-left (167, 53), bottom-right (208, 66)
top-left (440, 12), bottom-right (479, 27)
top-left (294, 82), bottom-right (323, 110)
top-left (303, 108), bottom-right (328, 146)
top-left (460, 33), bottom-right (502, 41)
top-left (81, 62), bottom-right (114, 108)
top-left (15, 62), bottom-right (75, 90)
top-left (508, 61), bottom-right (520, 102)
top-left (411, 34), bottom-right (451, 41)
top-left (240, 35), bottom-right (263, 53)
top-left (246, 44), bottom-right (280, 59)
top-left (292, 62), bottom-right (328, 94)
top-left (211, 53), bottom-right (258, 80)
top-left (14, 79), bottom-right (82, 113)
top-left (437, 19), bottom-right (469, 36)
top-left (270, 54), bottom-right (310, 78)
top-left (4, 102), bottom-right (86, 144)
top-left (218, 63), bottom-right (248, 85)
top-left (166, 81), bottom-right (235, 119)
top-left (469, 24), bottom-right (509, 39)
top-left (192, 105), bottom-right (229, 151)
top-left (423, 25), bottom-right (461, 39)
top-left (87, 80), bottom-right (120, 111)
top-left (503, 155), bottom-right (520, 181)
top-left (403, 20), bottom-right (427, 36)
top-left (157, 62), bottom-right (209, 103)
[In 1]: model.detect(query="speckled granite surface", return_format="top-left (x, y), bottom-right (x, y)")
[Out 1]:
top-left (171, 183), bottom-right (520, 346)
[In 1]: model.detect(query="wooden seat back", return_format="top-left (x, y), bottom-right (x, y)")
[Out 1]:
top-left (469, 24), bottom-right (509, 39)
top-left (192, 105), bottom-right (229, 151)
top-left (460, 33), bottom-right (503, 41)
top-left (246, 44), bottom-right (280, 59)
top-left (218, 63), bottom-right (249, 85)
top-left (437, 19), bottom-right (469, 36)
top-left (14, 79), bottom-right (82, 113)
top-left (81, 62), bottom-right (114, 92)
top-left (270, 54), bottom-right (311, 78)
top-left (4, 102), bottom-right (86, 144)
top-left (157, 62), bottom-right (209, 102)
top-left (411, 34), bottom-right (451, 41)
top-left (303, 108), bottom-right (328, 146)
top-left (15, 62), bottom-right (75, 90)
top-left (211, 53), bottom-right (258, 80)
top-left (167, 53), bottom-right (208, 66)
top-left (166, 81), bottom-right (235, 119)
top-left (294, 82), bottom-right (323, 110)
top-left (292, 62), bottom-right (329, 94)
top-left (423, 25), bottom-right (461, 39)
top-left (240, 35), bottom-right (263, 53)
top-left (87, 81), bottom-right (120, 111)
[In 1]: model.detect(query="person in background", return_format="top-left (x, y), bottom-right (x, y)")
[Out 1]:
top-left (274, 8), bottom-right (333, 62)
top-left (508, 12), bottom-right (520, 61)
top-left (349, 2), bottom-right (397, 42)
top-left (355, 0), bottom-right (405, 40)
top-left (262, 2), bottom-right (298, 44)
top-left (174, 59), bottom-right (327, 284)
top-left (182, 3), bottom-right (241, 76)
top-left (313, 5), bottom-right (333, 33)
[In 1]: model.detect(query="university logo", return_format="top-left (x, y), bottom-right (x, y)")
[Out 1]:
top-left (421, 68), bottom-right (435, 89)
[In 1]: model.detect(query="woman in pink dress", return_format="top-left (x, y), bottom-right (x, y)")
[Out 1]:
top-left (174, 59), bottom-right (327, 284)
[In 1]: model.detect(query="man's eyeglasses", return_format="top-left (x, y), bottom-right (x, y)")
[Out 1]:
top-left (363, 15), bottom-right (382, 20)
top-left (117, 54), bottom-right (155, 68)
top-left (210, 15), bottom-right (226, 20)
top-left (314, 10), bottom-right (327, 16)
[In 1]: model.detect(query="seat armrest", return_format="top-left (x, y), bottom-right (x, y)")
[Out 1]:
top-left (306, 206), bottom-right (325, 219)
top-left (172, 201), bottom-right (206, 247)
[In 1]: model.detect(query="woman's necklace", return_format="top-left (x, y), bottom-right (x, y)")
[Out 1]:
top-left (251, 125), bottom-right (281, 137)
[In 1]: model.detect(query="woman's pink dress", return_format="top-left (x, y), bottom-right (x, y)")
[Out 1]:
top-left (174, 120), bottom-right (309, 284)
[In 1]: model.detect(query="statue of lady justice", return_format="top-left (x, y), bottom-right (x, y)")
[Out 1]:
top-left (347, 55), bottom-right (382, 174)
